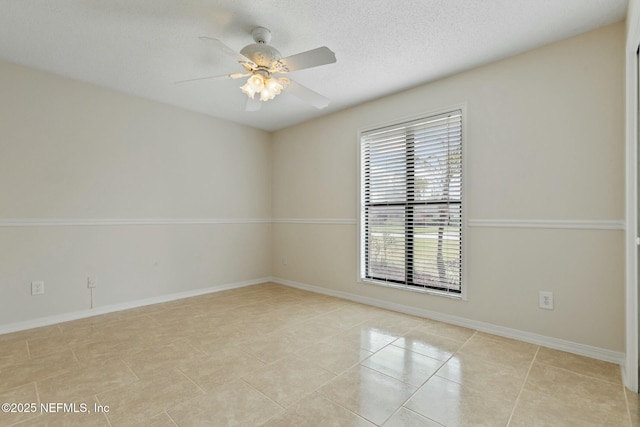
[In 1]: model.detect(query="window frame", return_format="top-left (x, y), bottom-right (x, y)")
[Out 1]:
top-left (357, 104), bottom-right (468, 300)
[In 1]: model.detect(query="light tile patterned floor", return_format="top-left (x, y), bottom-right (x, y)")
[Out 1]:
top-left (0, 282), bottom-right (635, 426)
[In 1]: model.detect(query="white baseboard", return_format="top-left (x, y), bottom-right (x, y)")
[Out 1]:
top-left (0, 277), bottom-right (269, 335)
top-left (270, 277), bottom-right (625, 365)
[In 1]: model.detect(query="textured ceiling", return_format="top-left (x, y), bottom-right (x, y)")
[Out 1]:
top-left (0, 0), bottom-right (629, 131)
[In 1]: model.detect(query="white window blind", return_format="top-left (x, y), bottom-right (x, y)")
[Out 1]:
top-left (359, 109), bottom-right (463, 295)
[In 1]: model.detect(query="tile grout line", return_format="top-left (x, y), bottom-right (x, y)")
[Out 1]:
top-left (163, 410), bottom-right (179, 427)
top-left (175, 368), bottom-right (207, 395)
top-left (238, 377), bottom-right (286, 410)
top-left (33, 381), bottom-right (40, 408)
top-left (378, 330), bottom-right (478, 425)
top-left (402, 406), bottom-right (446, 426)
top-left (93, 394), bottom-right (113, 427)
top-left (317, 390), bottom-right (380, 426)
top-left (271, 352), bottom-right (338, 405)
top-left (228, 344), bottom-right (273, 370)
top-left (314, 379), bottom-right (381, 425)
top-left (249, 332), bottom-right (379, 426)
top-left (533, 359), bottom-right (623, 386)
top-left (241, 350), bottom-right (365, 424)
top-left (70, 347), bottom-right (79, 363)
top-left (357, 349), bottom-right (434, 388)
top-left (506, 345), bottom-right (540, 426)
top-left (118, 356), bottom-right (141, 381)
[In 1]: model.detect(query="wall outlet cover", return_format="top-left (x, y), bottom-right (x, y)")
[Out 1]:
top-left (539, 291), bottom-right (554, 310)
top-left (87, 276), bottom-right (97, 288)
top-left (31, 281), bottom-right (45, 296)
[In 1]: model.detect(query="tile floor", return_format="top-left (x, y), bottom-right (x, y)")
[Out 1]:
top-left (0, 282), bottom-right (636, 426)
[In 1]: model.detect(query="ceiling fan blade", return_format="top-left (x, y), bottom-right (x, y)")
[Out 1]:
top-left (246, 96), bottom-right (262, 112)
top-left (174, 73), bottom-right (248, 84)
top-left (286, 80), bottom-right (330, 109)
top-left (199, 36), bottom-right (256, 68)
top-left (278, 47), bottom-right (336, 72)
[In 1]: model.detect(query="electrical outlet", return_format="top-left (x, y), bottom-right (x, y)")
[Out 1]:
top-left (539, 291), bottom-right (554, 310)
top-left (282, 256), bottom-right (288, 266)
top-left (31, 281), bottom-right (45, 296)
top-left (87, 276), bottom-right (97, 288)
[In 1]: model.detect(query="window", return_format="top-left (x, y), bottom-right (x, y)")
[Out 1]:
top-left (359, 108), bottom-right (464, 296)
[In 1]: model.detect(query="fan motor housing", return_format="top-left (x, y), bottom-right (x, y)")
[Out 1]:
top-left (240, 44), bottom-right (282, 68)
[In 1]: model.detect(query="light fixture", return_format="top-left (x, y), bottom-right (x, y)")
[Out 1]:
top-left (240, 72), bottom-right (289, 102)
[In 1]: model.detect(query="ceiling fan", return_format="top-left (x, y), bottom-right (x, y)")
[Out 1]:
top-left (178, 27), bottom-right (337, 112)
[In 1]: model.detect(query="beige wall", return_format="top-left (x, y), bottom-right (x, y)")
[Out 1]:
top-left (272, 22), bottom-right (625, 351)
top-left (0, 61), bottom-right (272, 325)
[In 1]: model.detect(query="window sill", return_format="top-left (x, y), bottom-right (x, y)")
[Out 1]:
top-left (361, 278), bottom-right (463, 300)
